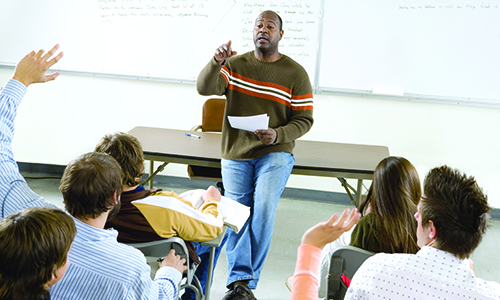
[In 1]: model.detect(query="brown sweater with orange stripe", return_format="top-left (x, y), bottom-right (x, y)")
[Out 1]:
top-left (197, 51), bottom-right (314, 160)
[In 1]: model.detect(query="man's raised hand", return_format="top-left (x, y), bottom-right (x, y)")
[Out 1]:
top-left (13, 44), bottom-right (64, 87)
top-left (214, 40), bottom-right (237, 64)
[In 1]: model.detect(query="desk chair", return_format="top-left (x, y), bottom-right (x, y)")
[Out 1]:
top-left (188, 98), bottom-right (226, 194)
top-left (126, 237), bottom-right (203, 300)
top-left (327, 246), bottom-right (375, 300)
top-left (127, 227), bottom-right (227, 300)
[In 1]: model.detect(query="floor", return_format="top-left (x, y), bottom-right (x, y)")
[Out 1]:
top-left (24, 174), bottom-right (500, 300)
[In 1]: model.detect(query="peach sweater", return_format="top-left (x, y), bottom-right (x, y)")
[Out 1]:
top-left (291, 244), bottom-right (321, 300)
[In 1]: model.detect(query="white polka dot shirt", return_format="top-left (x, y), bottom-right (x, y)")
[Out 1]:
top-left (345, 246), bottom-right (500, 300)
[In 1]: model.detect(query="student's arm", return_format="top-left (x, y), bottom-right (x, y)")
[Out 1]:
top-left (291, 209), bottom-right (360, 300)
top-left (133, 190), bottom-right (224, 242)
top-left (0, 45), bottom-right (62, 217)
top-left (155, 249), bottom-right (186, 299)
top-left (1, 45), bottom-right (62, 171)
top-left (127, 249), bottom-right (183, 300)
top-left (291, 244), bottom-right (322, 300)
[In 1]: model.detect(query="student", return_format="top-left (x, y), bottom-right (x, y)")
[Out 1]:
top-left (345, 165), bottom-right (500, 299)
top-left (348, 156), bottom-right (420, 253)
top-left (0, 46), bottom-right (185, 299)
top-left (0, 207), bottom-right (76, 300)
top-left (95, 132), bottom-right (228, 300)
top-left (291, 209), bottom-right (360, 300)
top-left (50, 152), bottom-right (187, 299)
top-left (288, 156), bottom-right (421, 298)
top-left (197, 10), bottom-right (314, 300)
top-left (292, 166), bottom-right (500, 300)
top-left (0, 45), bottom-right (63, 218)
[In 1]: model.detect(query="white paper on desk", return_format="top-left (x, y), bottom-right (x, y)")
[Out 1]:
top-left (228, 114), bottom-right (269, 132)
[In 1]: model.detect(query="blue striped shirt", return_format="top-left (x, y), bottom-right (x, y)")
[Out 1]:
top-left (0, 79), bottom-right (56, 217)
top-left (1, 79), bottom-right (181, 299)
top-left (51, 218), bottom-right (182, 300)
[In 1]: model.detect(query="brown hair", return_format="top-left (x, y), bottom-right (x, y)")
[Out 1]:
top-left (95, 132), bottom-right (145, 187)
top-left (359, 156), bottom-right (421, 254)
top-left (0, 207), bottom-right (76, 300)
top-left (421, 165), bottom-right (491, 259)
top-left (60, 152), bottom-right (123, 220)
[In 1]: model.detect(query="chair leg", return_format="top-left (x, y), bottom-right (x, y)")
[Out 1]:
top-left (179, 274), bottom-right (204, 300)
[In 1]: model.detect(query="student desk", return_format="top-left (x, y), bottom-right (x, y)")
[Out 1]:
top-left (128, 126), bottom-right (390, 206)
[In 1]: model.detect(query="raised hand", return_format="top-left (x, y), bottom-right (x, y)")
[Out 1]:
top-left (214, 40), bottom-right (237, 64)
top-left (13, 44), bottom-right (64, 87)
top-left (301, 208), bottom-right (361, 249)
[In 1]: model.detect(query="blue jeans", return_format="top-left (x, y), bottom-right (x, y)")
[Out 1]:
top-left (181, 233), bottom-right (228, 300)
top-left (222, 152), bottom-right (295, 289)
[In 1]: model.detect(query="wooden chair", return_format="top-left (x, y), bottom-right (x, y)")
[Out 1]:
top-left (187, 98), bottom-right (226, 194)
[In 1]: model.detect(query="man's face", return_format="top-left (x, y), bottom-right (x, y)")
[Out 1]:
top-left (253, 12), bottom-right (283, 53)
top-left (415, 203), bottom-right (433, 247)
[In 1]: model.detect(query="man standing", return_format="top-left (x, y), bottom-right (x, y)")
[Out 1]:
top-left (197, 10), bottom-right (314, 300)
top-left (345, 165), bottom-right (500, 299)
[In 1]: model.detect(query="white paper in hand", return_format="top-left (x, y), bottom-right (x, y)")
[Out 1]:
top-left (228, 114), bottom-right (269, 132)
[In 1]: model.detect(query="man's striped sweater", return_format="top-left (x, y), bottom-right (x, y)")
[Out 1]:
top-left (197, 51), bottom-right (314, 160)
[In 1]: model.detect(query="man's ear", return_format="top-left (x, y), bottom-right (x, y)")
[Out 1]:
top-left (45, 269), bottom-right (57, 288)
top-left (428, 220), bottom-right (437, 241)
top-left (112, 191), bottom-right (118, 204)
top-left (279, 30), bottom-right (284, 41)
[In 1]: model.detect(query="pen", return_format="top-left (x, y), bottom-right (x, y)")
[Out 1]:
top-left (185, 133), bottom-right (201, 139)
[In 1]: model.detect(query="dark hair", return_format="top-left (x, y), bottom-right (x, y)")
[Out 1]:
top-left (359, 156), bottom-right (421, 254)
top-left (421, 165), bottom-right (491, 259)
top-left (95, 132), bottom-right (145, 187)
top-left (0, 207), bottom-right (76, 300)
top-left (260, 10), bottom-right (283, 31)
top-left (60, 152), bottom-right (123, 220)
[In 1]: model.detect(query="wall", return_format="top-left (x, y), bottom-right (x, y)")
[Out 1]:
top-left (1, 68), bottom-right (499, 208)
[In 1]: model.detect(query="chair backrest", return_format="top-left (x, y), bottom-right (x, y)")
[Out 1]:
top-left (126, 236), bottom-right (188, 261)
top-left (327, 246), bottom-right (375, 300)
top-left (201, 98), bottom-right (226, 132)
top-left (126, 237), bottom-right (202, 298)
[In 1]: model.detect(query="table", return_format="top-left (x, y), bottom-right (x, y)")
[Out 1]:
top-left (128, 126), bottom-right (389, 300)
top-left (128, 126), bottom-right (390, 206)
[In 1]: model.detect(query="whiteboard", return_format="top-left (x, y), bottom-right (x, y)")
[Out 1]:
top-left (0, 0), bottom-right (322, 84)
top-left (318, 0), bottom-right (500, 104)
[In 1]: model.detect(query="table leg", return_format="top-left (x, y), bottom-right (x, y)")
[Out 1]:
top-left (356, 179), bottom-right (363, 205)
top-left (140, 160), bottom-right (169, 189)
top-left (149, 160), bottom-right (154, 189)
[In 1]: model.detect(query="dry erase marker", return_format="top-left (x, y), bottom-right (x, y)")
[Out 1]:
top-left (185, 133), bottom-right (201, 139)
